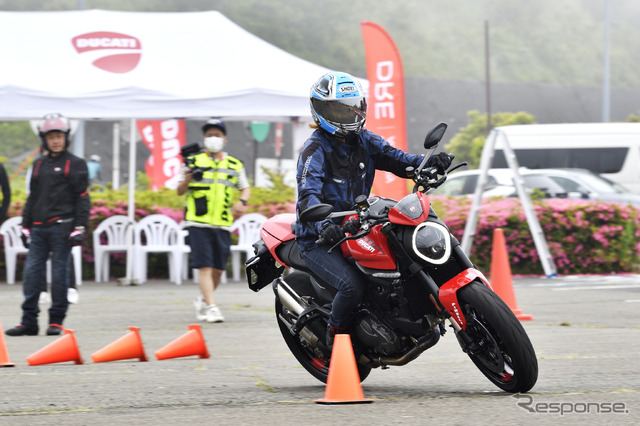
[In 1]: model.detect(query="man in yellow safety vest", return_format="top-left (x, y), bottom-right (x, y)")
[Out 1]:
top-left (177, 119), bottom-right (250, 323)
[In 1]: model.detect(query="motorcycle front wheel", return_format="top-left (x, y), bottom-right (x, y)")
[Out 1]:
top-left (275, 272), bottom-right (372, 384)
top-left (457, 281), bottom-right (538, 393)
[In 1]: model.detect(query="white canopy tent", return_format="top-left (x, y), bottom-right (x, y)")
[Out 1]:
top-left (1, 10), bottom-right (363, 228)
top-left (3, 9), bottom-right (355, 283)
top-left (0, 9), bottom-right (334, 120)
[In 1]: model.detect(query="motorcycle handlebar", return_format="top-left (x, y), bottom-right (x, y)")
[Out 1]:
top-left (316, 228), bottom-right (370, 253)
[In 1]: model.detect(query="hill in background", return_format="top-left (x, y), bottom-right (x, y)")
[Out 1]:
top-left (2, 0), bottom-right (639, 87)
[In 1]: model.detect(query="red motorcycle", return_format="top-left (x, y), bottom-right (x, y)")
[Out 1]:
top-left (246, 123), bottom-right (538, 393)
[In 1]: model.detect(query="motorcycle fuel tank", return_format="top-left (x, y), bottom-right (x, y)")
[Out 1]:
top-left (343, 224), bottom-right (397, 270)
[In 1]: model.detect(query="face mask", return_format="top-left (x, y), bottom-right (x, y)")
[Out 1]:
top-left (204, 136), bottom-right (224, 153)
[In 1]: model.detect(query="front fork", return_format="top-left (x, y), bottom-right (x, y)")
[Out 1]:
top-left (413, 246), bottom-right (491, 354)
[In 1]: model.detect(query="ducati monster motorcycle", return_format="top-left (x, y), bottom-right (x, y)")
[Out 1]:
top-left (246, 122), bottom-right (538, 393)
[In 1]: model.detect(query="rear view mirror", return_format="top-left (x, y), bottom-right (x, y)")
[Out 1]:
top-left (299, 203), bottom-right (333, 223)
top-left (424, 122), bottom-right (448, 149)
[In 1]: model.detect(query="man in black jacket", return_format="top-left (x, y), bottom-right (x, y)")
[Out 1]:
top-left (5, 113), bottom-right (90, 337)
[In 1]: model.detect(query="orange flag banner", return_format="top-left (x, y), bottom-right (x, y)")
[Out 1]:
top-left (361, 21), bottom-right (409, 199)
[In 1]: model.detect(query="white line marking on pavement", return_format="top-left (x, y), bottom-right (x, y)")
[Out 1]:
top-left (552, 284), bottom-right (640, 291)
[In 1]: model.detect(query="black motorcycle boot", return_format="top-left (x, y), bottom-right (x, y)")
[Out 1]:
top-left (46, 324), bottom-right (64, 336)
top-left (325, 324), bottom-right (348, 355)
top-left (5, 324), bottom-right (39, 336)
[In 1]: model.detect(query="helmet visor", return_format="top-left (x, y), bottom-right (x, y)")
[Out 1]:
top-left (311, 96), bottom-right (367, 125)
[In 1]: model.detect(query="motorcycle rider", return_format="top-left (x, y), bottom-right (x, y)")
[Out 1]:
top-left (296, 71), bottom-right (452, 351)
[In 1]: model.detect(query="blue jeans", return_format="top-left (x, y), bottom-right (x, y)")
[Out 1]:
top-left (21, 225), bottom-right (71, 328)
top-left (299, 245), bottom-right (366, 329)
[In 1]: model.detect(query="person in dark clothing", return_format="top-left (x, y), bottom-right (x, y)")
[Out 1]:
top-left (24, 148), bottom-right (79, 305)
top-left (296, 71), bottom-right (453, 350)
top-left (5, 113), bottom-right (90, 337)
top-left (0, 162), bottom-right (10, 223)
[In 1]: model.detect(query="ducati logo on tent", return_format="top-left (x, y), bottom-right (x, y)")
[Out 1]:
top-left (71, 31), bottom-right (142, 74)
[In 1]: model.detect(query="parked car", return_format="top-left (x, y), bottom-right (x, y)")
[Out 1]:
top-left (431, 167), bottom-right (640, 208)
top-left (429, 168), bottom-right (569, 199)
top-left (523, 168), bottom-right (640, 208)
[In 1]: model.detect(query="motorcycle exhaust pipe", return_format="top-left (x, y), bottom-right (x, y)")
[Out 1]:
top-left (277, 313), bottom-right (320, 347)
top-left (274, 278), bottom-right (322, 347)
top-left (274, 277), bottom-right (307, 315)
top-left (364, 327), bottom-right (441, 367)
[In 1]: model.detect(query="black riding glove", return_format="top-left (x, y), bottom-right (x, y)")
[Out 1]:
top-left (428, 152), bottom-right (454, 175)
top-left (319, 223), bottom-right (344, 246)
top-left (343, 218), bottom-right (360, 235)
top-left (21, 228), bottom-right (31, 248)
top-left (68, 227), bottom-right (85, 247)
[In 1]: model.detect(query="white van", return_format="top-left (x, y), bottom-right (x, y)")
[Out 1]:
top-left (490, 123), bottom-right (640, 194)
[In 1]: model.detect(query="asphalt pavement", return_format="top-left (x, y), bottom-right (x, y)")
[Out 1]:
top-left (0, 274), bottom-right (639, 425)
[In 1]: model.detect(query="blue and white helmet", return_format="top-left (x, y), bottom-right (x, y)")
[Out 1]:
top-left (310, 71), bottom-right (367, 138)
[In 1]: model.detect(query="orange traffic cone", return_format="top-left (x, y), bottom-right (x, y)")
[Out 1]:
top-left (0, 319), bottom-right (16, 367)
top-left (315, 334), bottom-right (374, 404)
top-left (490, 228), bottom-right (533, 321)
top-left (155, 324), bottom-right (210, 360)
top-left (91, 326), bottom-right (148, 363)
top-left (26, 329), bottom-right (84, 366)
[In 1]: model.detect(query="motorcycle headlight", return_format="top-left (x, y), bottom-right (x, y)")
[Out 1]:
top-left (412, 222), bottom-right (451, 265)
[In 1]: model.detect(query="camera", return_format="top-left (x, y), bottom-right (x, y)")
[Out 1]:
top-left (180, 143), bottom-right (211, 182)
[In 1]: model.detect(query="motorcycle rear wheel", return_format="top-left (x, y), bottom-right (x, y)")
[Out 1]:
top-left (457, 281), bottom-right (538, 393)
top-left (276, 272), bottom-right (372, 384)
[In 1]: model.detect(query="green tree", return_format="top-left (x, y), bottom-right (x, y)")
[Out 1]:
top-left (445, 110), bottom-right (535, 168)
top-left (0, 121), bottom-right (40, 162)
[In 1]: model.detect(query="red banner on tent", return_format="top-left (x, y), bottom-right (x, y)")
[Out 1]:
top-left (137, 119), bottom-right (186, 191)
top-left (361, 21), bottom-right (408, 199)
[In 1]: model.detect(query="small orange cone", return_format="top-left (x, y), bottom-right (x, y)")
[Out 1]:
top-left (26, 329), bottom-right (84, 366)
top-left (0, 319), bottom-right (16, 367)
top-left (91, 326), bottom-right (148, 363)
top-left (315, 334), bottom-right (374, 404)
top-left (155, 324), bottom-right (210, 360)
top-left (490, 228), bottom-right (533, 321)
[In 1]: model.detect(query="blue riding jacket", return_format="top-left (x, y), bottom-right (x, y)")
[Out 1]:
top-left (295, 129), bottom-right (425, 250)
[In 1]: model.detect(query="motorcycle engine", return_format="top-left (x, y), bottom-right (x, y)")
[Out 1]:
top-left (355, 313), bottom-right (401, 356)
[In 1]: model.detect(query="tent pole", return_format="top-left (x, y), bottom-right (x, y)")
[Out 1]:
top-left (128, 119), bottom-right (136, 221)
top-left (74, 120), bottom-right (85, 159)
top-left (112, 122), bottom-right (120, 190)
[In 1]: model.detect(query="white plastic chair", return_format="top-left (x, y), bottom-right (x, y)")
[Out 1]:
top-left (93, 215), bottom-right (135, 283)
top-left (1, 217), bottom-right (28, 285)
top-left (229, 213), bottom-right (267, 282)
top-left (133, 214), bottom-right (189, 284)
top-left (1, 216), bottom-right (82, 285)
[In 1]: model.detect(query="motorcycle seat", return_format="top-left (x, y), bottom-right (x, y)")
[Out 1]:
top-left (276, 240), bottom-right (312, 273)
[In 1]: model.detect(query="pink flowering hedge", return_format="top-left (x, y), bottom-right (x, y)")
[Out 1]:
top-left (0, 185), bottom-right (295, 282)
top-left (2, 184), bottom-right (639, 281)
top-left (431, 196), bottom-right (640, 275)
